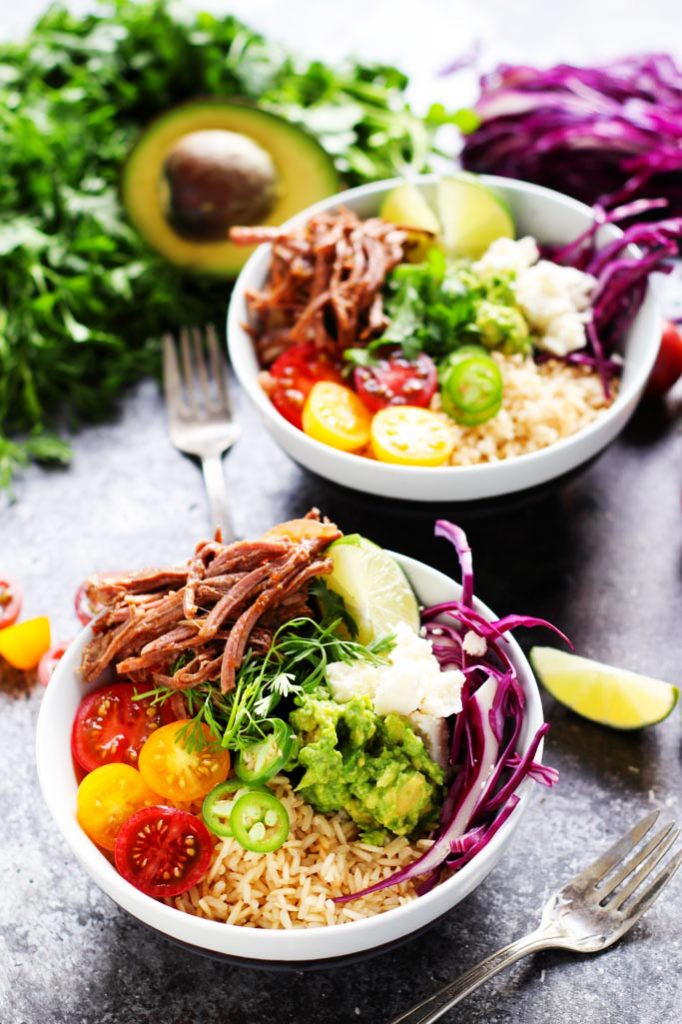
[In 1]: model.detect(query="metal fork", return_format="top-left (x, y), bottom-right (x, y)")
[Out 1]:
top-left (163, 325), bottom-right (240, 542)
top-left (390, 811), bottom-right (681, 1024)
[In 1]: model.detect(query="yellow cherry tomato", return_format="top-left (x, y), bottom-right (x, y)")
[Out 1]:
top-left (0, 616), bottom-right (51, 670)
top-left (138, 720), bottom-right (231, 802)
top-left (77, 763), bottom-right (160, 851)
top-left (302, 381), bottom-right (372, 452)
top-left (371, 406), bottom-right (455, 467)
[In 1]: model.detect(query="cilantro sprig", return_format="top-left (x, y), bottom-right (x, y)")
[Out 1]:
top-left (0, 0), bottom-right (442, 491)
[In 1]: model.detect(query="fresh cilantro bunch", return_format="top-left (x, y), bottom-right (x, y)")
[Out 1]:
top-left (365, 248), bottom-right (530, 362)
top-left (0, 0), bottom-right (441, 491)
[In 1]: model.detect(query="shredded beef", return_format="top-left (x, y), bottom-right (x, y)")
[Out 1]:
top-left (80, 513), bottom-right (340, 694)
top-left (230, 209), bottom-right (408, 365)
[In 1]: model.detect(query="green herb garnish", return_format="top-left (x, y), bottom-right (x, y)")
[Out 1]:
top-left (139, 615), bottom-right (395, 754)
top-left (0, 0), bottom-right (442, 491)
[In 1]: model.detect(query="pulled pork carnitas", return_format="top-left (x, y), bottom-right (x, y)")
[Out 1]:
top-left (80, 512), bottom-right (341, 695)
top-left (230, 208), bottom-right (408, 366)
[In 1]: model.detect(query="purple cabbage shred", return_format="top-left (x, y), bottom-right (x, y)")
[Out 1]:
top-left (335, 522), bottom-right (564, 904)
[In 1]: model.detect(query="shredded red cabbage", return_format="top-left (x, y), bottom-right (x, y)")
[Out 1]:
top-left (549, 209), bottom-right (682, 395)
top-left (459, 54), bottom-right (682, 213)
top-left (452, 55), bottom-right (682, 397)
top-left (335, 521), bottom-right (564, 903)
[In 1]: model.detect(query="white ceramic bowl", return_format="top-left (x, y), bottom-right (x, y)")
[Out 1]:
top-left (228, 174), bottom-right (661, 502)
top-left (36, 553), bottom-right (543, 967)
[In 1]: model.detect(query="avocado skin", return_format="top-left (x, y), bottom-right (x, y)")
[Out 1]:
top-left (290, 694), bottom-right (444, 843)
top-left (122, 100), bottom-right (339, 276)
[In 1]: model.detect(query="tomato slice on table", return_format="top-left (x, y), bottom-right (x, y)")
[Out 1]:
top-left (268, 342), bottom-right (342, 429)
top-left (71, 682), bottom-right (173, 773)
top-left (353, 350), bottom-right (438, 412)
top-left (138, 720), bottom-right (231, 802)
top-left (645, 321), bottom-right (682, 396)
top-left (0, 577), bottom-right (22, 629)
top-left (115, 805), bottom-right (213, 898)
top-left (38, 640), bottom-right (71, 686)
top-left (77, 763), bottom-right (160, 851)
top-left (0, 616), bottom-right (50, 669)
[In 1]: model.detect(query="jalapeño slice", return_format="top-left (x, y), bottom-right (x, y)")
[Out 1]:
top-left (440, 351), bottom-right (503, 426)
top-left (230, 790), bottom-right (290, 853)
top-left (235, 719), bottom-right (294, 784)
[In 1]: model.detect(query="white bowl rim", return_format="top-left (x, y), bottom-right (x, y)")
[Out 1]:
top-left (36, 550), bottom-right (544, 960)
top-left (227, 172), bottom-right (660, 481)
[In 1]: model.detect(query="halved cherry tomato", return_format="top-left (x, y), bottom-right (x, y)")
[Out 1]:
top-left (138, 720), bottom-right (231, 802)
top-left (0, 616), bottom-right (50, 670)
top-left (302, 381), bottom-right (372, 451)
top-left (71, 682), bottom-right (174, 774)
top-left (38, 640), bottom-right (71, 686)
top-left (645, 321), bottom-right (682, 396)
top-left (371, 406), bottom-right (455, 467)
top-left (77, 763), bottom-right (160, 851)
top-left (0, 577), bottom-right (22, 629)
top-left (115, 805), bottom-right (213, 898)
top-left (353, 350), bottom-right (438, 412)
top-left (269, 342), bottom-right (342, 429)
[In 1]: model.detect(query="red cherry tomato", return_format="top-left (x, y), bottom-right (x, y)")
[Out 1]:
top-left (0, 577), bottom-right (22, 629)
top-left (71, 682), bottom-right (174, 774)
top-left (38, 640), bottom-right (71, 686)
top-left (645, 321), bottom-right (682, 396)
top-left (115, 805), bottom-right (213, 898)
top-left (269, 342), bottom-right (342, 429)
top-left (74, 581), bottom-right (98, 625)
top-left (353, 350), bottom-right (438, 412)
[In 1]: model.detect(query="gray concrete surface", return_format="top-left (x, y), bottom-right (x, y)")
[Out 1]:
top-left (2, 2), bottom-right (682, 1022)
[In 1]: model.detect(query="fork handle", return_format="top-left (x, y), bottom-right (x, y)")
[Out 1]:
top-left (389, 926), bottom-right (562, 1024)
top-left (201, 453), bottom-right (238, 543)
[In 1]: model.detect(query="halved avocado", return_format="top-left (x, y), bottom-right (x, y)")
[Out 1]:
top-left (122, 100), bottom-right (339, 276)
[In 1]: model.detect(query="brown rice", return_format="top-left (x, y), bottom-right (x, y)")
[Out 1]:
top-left (433, 353), bottom-right (615, 466)
top-left (167, 777), bottom-right (432, 928)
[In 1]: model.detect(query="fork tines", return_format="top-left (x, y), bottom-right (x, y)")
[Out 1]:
top-left (574, 810), bottom-right (682, 918)
top-left (163, 325), bottom-right (232, 421)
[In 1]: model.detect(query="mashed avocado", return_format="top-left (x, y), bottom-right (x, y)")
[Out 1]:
top-left (290, 693), bottom-right (444, 843)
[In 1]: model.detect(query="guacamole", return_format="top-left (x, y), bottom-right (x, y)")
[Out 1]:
top-left (290, 693), bottom-right (445, 843)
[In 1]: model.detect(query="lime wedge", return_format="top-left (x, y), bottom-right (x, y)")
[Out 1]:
top-left (380, 182), bottom-right (441, 235)
top-left (531, 647), bottom-right (679, 730)
top-left (436, 173), bottom-right (514, 259)
top-left (380, 182), bottom-right (441, 262)
top-left (327, 534), bottom-right (420, 644)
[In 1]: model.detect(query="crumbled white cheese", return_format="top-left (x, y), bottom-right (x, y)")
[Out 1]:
top-left (462, 629), bottom-right (487, 657)
top-left (540, 310), bottom-right (592, 358)
top-left (326, 621), bottom-right (464, 764)
top-left (408, 712), bottom-right (449, 767)
top-left (514, 260), bottom-right (597, 356)
top-left (474, 236), bottom-right (597, 358)
top-left (473, 236), bottom-right (539, 276)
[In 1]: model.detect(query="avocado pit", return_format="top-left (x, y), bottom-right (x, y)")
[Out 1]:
top-left (163, 129), bottom-right (278, 241)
